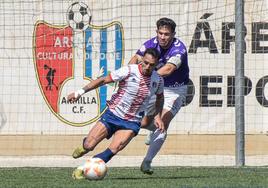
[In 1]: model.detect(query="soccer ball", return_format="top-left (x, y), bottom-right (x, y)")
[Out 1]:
top-left (67, 2), bottom-right (92, 31)
top-left (82, 157), bottom-right (108, 180)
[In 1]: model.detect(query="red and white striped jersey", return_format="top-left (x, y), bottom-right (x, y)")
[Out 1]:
top-left (107, 64), bottom-right (163, 122)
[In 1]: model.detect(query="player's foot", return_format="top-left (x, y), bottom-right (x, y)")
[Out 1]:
top-left (72, 168), bottom-right (85, 180)
top-left (140, 159), bottom-right (153, 175)
top-left (144, 131), bottom-right (153, 145)
top-left (72, 146), bottom-right (89, 159)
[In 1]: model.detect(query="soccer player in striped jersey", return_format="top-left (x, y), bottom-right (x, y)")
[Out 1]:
top-left (68, 48), bottom-right (164, 179)
top-left (129, 17), bottom-right (189, 174)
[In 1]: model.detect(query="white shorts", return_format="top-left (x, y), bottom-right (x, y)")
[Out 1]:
top-left (145, 85), bottom-right (187, 116)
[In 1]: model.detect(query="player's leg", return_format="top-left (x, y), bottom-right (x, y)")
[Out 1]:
top-left (93, 115), bottom-right (140, 163)
top-left (141, 115), bottom-right (155, 145)
top-left (145, 131), bottom-right (153, 145)
top-left (140, 110), bottom-right (172, 174)
top-left (72, 121), bottom-right (108, 158)
top-left (93, 129), bottom-right (136, 163)
top-left (141, 86), bottom-right (187, 174)
top-left (72, 109), bottom-right (116, 159)
top-left (141, 95), bottom-right (157, 145)
top-left (72, 109), bottom-right (118, 180)
top-left (72, 121), bottom-right (109, 179)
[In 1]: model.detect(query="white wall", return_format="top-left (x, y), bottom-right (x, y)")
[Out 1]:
top-left (0, 0), bottom-right (268, 134)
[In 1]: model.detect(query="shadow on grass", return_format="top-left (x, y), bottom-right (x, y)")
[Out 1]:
top-left (109, 175), bottom-right (209, 180)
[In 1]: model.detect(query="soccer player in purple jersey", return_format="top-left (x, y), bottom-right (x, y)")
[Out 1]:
top-left (68, 48), bottom-right (164, 179)
top-left (129, 17), bottom-right (189, 174)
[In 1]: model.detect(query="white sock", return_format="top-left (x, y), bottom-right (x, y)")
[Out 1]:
top-left (144, 129), bottom-right (167, 162)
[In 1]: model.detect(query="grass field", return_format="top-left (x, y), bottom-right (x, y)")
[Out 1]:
top-left (0, 167), bottom-right (268, 188)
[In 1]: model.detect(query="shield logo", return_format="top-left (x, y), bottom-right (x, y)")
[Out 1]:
top-left (33, 6), bottom-right (124, 126)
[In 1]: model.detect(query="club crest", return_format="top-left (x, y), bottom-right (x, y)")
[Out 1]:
top-left (33, 2), bottom-right (124, 126)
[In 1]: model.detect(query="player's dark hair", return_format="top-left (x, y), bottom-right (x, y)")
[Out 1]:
top-left (144, 48), bottom-right (160, 61)
top-left (156, 17), bottom-right (176, 33)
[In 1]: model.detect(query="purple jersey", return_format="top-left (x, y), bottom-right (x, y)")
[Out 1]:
top-left (136, 37), bottom-right (189, 87)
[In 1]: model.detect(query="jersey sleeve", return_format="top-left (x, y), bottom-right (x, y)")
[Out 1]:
top-left (110, 66), bottom-right (130, 82)
top-left (167, 40), bottom-right (187, 69)
top-left (136, 44), bottom-right (147, 56)
top-left (167, 54), bottom-right (182, 69)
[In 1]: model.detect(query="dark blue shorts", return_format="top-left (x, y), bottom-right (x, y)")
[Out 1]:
top-left (99, 109), bottom-right (141, 139)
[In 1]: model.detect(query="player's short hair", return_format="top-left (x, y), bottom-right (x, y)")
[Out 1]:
top-left (144, 48), bottom-right (160, 61)
top-left (156, 17), bottom-right (176, 33)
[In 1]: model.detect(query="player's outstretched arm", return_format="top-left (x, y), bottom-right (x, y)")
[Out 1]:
top-left (67, 75), bottom-right (114, 102)
top-left (157, 63), bottom-right (177, 77)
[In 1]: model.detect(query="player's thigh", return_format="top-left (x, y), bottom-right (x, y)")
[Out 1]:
top-left (108, 129), bottom-right (135, 153)
top-left (86, 121), bottom-right (108, 147)
top-left (145, 95), bottom-right (156, 116)
top-left (141, 94), bottom-right (156, 129)
top-left (162, 86), bottom-right (187, 128)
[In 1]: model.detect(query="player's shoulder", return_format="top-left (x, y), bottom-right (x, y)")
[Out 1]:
top-left (175, 37), bottom-right (186, 44)
top-left (172, 38), bottom-right (187, 48)
top-left (169, 37), bottom-right (187, 55)
top-left (144, 37), bottom-right (158, 46)
top-left (138, 38), bottom-right (157, 55)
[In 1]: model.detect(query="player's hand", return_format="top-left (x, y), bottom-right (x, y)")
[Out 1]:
top-left (154, 116), bottom-right (165, 132)
top-left (67, 92), bottom-right (81, 103)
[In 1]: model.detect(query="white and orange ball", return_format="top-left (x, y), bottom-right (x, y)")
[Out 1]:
top-left (82, 157), bottom-right (108, 180)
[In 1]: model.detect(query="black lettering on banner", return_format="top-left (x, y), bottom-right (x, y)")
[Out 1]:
top-left (61, 97), bottom-right (67, 104)
top-left (256, 76), bottom-right (268, 107)
top-left (252, 22), bottom-right (268, 53)
top-left (222, 22), bottom-right (247, 54)
top-left (72, 106), bottom-right (85, 113)
top-left (189, 13), bottom-right (218, 53)
top-left (227, 76), bottom-right (252, 107)
top-left (200, 76), bottom-right (222, 107)
top-left (183, 79), bottom-right (195, 106)
top-left (91, 97), bottom-right (97, 104)
top-left (222, 22), bottom-right (235, 54)
top-left (79, 106), bottom-right (85, 113)
top-left (72, 106), bottom-right (78, 113)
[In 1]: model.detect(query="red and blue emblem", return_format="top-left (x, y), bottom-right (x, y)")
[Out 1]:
top-left (33, 2), bottom-right (124, 126)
